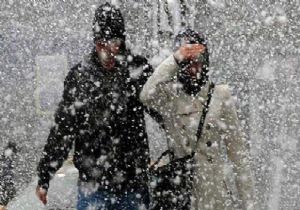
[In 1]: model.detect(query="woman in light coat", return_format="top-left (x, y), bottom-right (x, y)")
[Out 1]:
top-left (140, 29), bottom-right (255, 210)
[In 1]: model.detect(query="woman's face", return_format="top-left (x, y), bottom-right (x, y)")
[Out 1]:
top-left (183, 61), bottom-right (203, 80)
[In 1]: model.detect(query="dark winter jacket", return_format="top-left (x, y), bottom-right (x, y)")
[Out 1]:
top-left (0, 145), bottom-right (17, 206)
top-left (37, 51), bottom-right (160, 192)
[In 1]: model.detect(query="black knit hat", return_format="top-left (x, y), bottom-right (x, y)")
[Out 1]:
top-left (93, 3), bottom-right (126, 42)
top-left (174, 28), bottom-right (208, 50)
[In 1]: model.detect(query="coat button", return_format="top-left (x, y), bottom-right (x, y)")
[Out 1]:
top-left (207, 156), bottom-right (213, 163)
top-left (206, 123), bottom-right (212, 130)
top-left (206, 141), bottom-right (212, 147)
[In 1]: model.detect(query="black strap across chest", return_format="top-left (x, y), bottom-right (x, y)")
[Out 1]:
top-left (192, 82), bottom-right (215, 157)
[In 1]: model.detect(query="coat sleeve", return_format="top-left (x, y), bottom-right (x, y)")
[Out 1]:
top-left (37, 67), bottom-right (80, 190)
top-left (219, 86), bottom-right (255, 210)
top-left (140, 55), bottom-right (180, 114)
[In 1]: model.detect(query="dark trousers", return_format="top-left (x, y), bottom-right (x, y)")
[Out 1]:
top-left (77, 186), bottom-right (149, 210)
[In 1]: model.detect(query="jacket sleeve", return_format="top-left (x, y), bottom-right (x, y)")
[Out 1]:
top-left (133, 56), bottom-right (155, 94)
top-left (220, 86), bottom-right (255, 210)
top-left (126, 55), bottom-right (165, 129)
top-left (37, 68), bottom-right (80, 190)
top-left (140, 55), bottom-right (180, 114)
top-left (0, 156), bottom-right (16, 206)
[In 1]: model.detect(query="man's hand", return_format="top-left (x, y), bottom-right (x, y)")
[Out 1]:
top-left (36, 185), bottom-right (48, 205)
top-left (174, 44), bottom-right (206, 63)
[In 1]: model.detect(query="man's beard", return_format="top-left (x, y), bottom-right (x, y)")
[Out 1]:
top-left (177, 70), bottom-right (208, 96)
top-left (97, 50), bottom-right (127, 69)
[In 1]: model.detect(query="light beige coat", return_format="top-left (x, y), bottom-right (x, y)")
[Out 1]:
top-left (140, 55), bottom-right (255, 210)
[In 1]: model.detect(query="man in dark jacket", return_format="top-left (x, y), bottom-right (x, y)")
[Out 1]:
top-left (36, 3), bottom-right (159, 210)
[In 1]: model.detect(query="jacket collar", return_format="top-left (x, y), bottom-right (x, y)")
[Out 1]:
top-left (174, 80), bottom-right (211, 104)
top-left (82, 50), bottom-right (130, 79)
top-left (195, 81), bottom-right (211, 104)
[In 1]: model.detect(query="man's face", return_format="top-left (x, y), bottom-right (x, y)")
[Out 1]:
top-left (95, 38), bottom-right (122, 70)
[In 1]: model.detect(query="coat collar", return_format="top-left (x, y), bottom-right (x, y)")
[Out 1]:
top-left (175, 80), bottom-right (211, 104)
top-left (172, 81), bottom-right (212, 115)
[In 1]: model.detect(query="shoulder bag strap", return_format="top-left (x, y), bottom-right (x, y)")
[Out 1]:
top-left (191, 82), bottom-right (215, 157)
